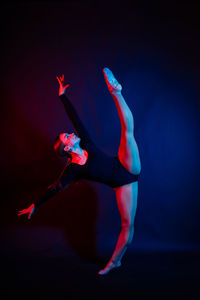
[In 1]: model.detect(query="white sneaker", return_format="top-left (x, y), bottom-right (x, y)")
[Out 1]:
top-left (103, 67), bottom-right (122, 93)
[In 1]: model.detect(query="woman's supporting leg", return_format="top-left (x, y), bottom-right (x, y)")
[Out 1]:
top-left (98, 182), bottom-right (138, 275)
top-left (111, 182), bottom-right (138, 262)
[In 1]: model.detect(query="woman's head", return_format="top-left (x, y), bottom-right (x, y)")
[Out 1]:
top-left (54, 132), bottom-right (80, 157)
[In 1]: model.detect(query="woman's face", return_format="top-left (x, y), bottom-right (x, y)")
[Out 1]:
top-left (54, 132), bottom-right (80, 156)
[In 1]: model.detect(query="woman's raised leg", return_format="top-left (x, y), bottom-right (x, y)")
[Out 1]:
top-left (103, 67), bottom-right (141, 174)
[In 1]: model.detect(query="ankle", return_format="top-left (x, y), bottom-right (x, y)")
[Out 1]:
top-left (111, 259), bottom-right (121, 266)
top-left (111, 90), bottom-right (122, 96)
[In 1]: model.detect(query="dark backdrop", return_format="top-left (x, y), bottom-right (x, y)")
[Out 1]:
top-left (1, 1), bottom-right (200, 261)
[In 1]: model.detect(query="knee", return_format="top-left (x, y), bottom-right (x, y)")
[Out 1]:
top-left (122, 116), bottom-right (134, 133)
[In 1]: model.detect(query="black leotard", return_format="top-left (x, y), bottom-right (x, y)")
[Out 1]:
top-left (34, 94), bottom-right (139, 208)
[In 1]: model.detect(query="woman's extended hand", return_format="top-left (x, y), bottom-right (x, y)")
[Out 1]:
top-left (56, 74), bottom-right (70, 96)
top-left (17, 203), bottom-right (35, 220)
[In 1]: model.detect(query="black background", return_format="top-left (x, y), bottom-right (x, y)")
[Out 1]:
top-left (1, 1), bottom-right (200, 298)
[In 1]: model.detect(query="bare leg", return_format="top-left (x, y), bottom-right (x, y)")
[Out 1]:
top-left (98, 68), bottom-right (141, 275)
top-left (103, 67), bottom-right (141, 174)
top-left (98, 182), bottom-right (138, 275)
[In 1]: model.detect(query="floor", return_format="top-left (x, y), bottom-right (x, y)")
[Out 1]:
top-left (1, 249), bottom-right (200, 299)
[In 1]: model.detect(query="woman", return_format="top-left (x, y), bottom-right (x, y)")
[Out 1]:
top-left (17, 68), bottom-right (141, 275)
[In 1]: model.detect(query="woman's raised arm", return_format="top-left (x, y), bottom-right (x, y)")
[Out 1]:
top-left (56, 74), bottom-right (94, 145)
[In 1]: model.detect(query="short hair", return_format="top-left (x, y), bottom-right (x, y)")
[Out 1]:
top-left (54, 134), bottom-right (72, 159)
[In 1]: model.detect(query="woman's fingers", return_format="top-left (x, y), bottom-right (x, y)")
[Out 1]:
top-left (64, 84), bottom-right (69, 89)
top-left (17, 211), bottom-right (25, 216)
top-left (17, 209), bottom-right (28, 216)
top-left (57, 74), bottom-right (66, 85)
top-left (56, 76), bottom-right (61, 85)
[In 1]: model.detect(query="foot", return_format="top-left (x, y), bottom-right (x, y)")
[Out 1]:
top-left (98, 260), bottom-right (121, 275)
top-left (103, 67), bottom-right (122, 94)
